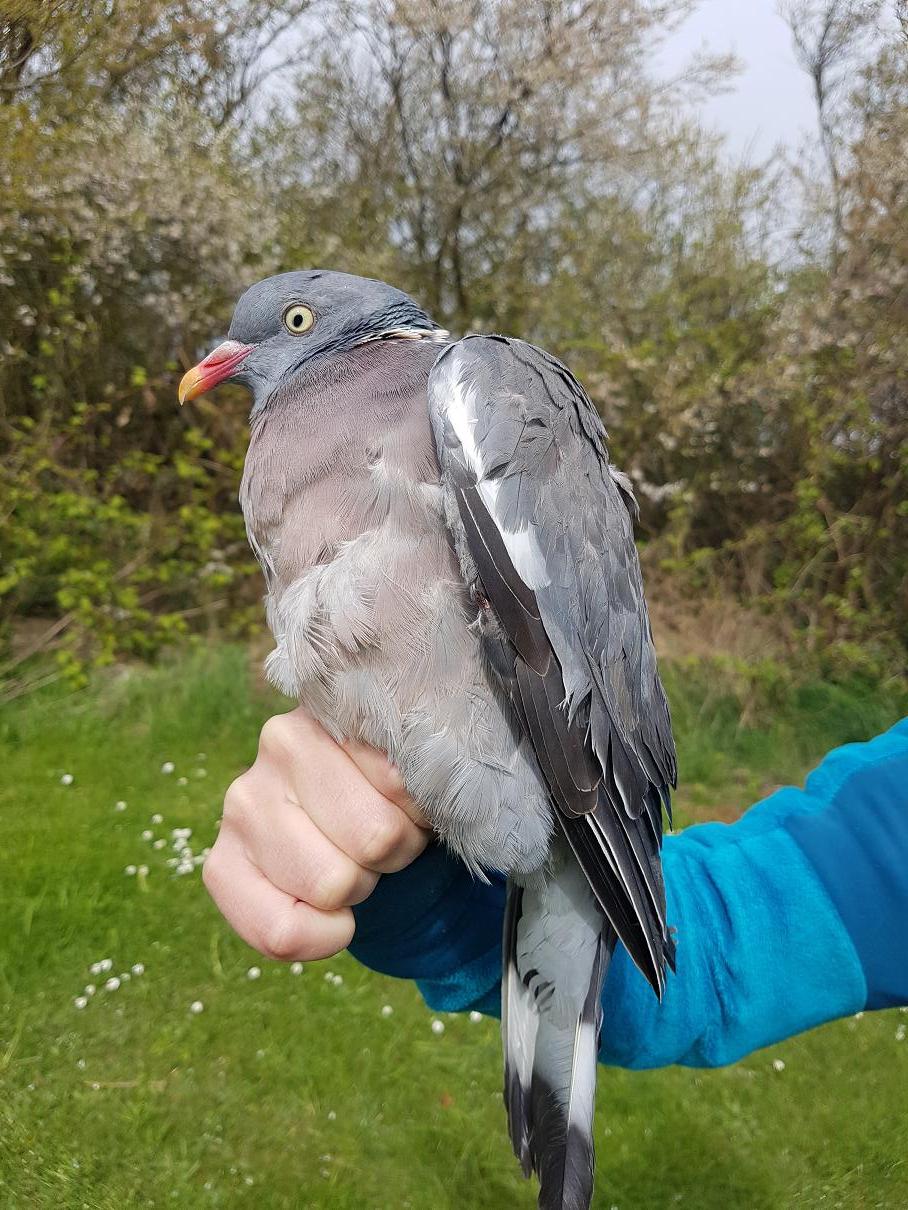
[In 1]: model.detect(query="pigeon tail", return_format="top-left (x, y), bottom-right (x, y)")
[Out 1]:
top-left (502, 857), bottom-right (614, 1210)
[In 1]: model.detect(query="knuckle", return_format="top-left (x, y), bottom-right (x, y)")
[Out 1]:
top-left (381, 764), bottom-right (409, 802)
top-left (258, 714), bottom-right (294, 760)
top-left (260, 913), bottom-right (302, 962)
top-left (301, 918), bottom-right (356, 962)
top-left (308, 859), bottom-right (356, 911)
top-left (201, 846), bottom-right (226, 898)
top-left (223, 774), bottom-right (255, 823)
top-left (358, 809), bottom-right (407, 868)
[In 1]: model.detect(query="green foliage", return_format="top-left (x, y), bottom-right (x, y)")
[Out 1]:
top-left (1, 0), bottom-right (905, 690)
top-left (1, 404), bottom-right (259, 688)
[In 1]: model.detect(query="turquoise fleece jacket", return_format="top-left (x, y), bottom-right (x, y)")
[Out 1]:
top-left (351, 719), bottom-right (908, 1068)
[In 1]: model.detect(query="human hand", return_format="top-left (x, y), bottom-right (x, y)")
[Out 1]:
top-left (203, 708), bottom-right (430, 961)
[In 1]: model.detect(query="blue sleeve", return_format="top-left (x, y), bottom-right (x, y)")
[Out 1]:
top-left (350, 718), bottom-right (908, 1068)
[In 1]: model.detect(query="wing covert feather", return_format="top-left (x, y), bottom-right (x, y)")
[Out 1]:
top-left (428, 335), bottom-right (676, 993)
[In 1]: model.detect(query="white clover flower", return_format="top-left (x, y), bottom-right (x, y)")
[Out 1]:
top-left (137, 865), bottom-right (149, 877)
top-left (331, 974), bottom-right (343, 987)
top-left (194, 768), bottom-right (207, 779)
top-left (161, 761), bottom-right (175, 774)
top-left (177, 777), bottom-right (188, 787)
top-left (772, 1059), bottom-right (785, 1072)
top-left (189, 1000), bottom-right (204, 1015)
top-left (76, 1059), bottom-right (86, 1069)
top-left (430, 1019), bottom-right (445, 1035)
top-left (151, 813), bottom-right (163, 825)
top-left (290, 962), bottom-right (304, 975)
top-left (247, 966), bottom-right (261, 980)
top-left (153, 839), bottom-right (166, 850)
top-left (115, 801), bottom-right (127, 812)
top-left (74, 996), bottom-right (88, 1009)
top-left (131, 963), bottom-right (145, 976)
top-left (60, 773), bottom-right (74, 786)
top-left (327, 1110), bottom-right (336, 1121)
top-left (896, 1025), bottom-right (906, 1042)
top-left (324, 971), bottom-right (335, 983)
top-left (141, 830), bottom-right (153, 842)
top-left (105, 977), bottom-right (121, 992)
top-left (99, 958), bottom-right (113, 972)
top-left (119, 972), bottom-right (131, 981)
top-left (380, 1005), bottom-right (393, 1018)
top-left (469, 1011), bottom-right (483, 1023)
top-left (125, 865), bottom-right (137, 876)
top-left (84, 985), bottom-right (96, 996)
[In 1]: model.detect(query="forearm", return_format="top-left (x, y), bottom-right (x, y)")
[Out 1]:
top-left (351, 718), bottom-right (908, 1068)
top-left (351, 829), bottom-right (866, 1068)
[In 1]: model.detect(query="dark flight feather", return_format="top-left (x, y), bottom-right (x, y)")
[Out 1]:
top-left (428, 335), bottom-right (677, 1208)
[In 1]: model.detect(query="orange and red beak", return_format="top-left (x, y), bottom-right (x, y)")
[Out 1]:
top-left (178, 340), bottom-right (255, 404)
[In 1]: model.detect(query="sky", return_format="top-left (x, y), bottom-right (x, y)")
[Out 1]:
top-left (658, 0), bottom-right (820, 160)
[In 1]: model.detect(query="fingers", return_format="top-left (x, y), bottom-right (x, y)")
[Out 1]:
top-left (259, 708), bottom-right (429, 874)
top-left (203, 827), bottom-right (355, 961)
top-left (246, 788), bottom-right (380, 907)
top-left (341, 736), bottom-right (426, 822)
top-left (295, 742), bottom-right (430, 874)
top-left (204, 707), bottom-right (431, 967)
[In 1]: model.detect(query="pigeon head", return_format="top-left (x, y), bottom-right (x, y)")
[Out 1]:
top-left (178, 269), bottom-right (443, 412)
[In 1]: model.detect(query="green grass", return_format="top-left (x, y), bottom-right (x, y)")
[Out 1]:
top-left (1, 645), bottom-right (905, 1209)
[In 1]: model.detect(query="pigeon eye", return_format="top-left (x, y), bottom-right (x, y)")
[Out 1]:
top-left (283, 304), bottom-right (315, 334)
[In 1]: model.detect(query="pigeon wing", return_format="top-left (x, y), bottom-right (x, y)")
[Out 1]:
top-left (427, 335), bottom-right (676, 992)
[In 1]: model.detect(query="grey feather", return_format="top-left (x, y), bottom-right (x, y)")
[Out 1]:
top-left (427, 334), bottom-right (676, 1208)
top-left (427, 335), bottom-right (675, 985)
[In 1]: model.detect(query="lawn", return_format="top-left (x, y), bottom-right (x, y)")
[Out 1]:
top-left (1, 645), bottom-right (905, 1209)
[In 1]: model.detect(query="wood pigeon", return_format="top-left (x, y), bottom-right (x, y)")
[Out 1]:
top-left (179, 270), bottom-right (677, 1210)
